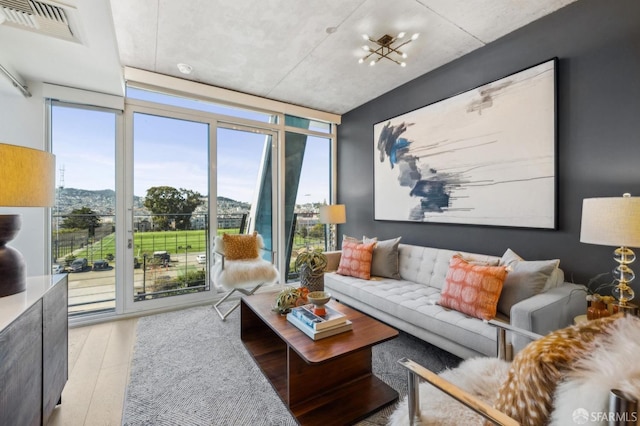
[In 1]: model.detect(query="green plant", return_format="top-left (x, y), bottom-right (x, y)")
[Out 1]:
top-left (64, 254), bottom-right (76, 266)
top-left (572, 272), bottom-right (617, 303)
top-left (272, 286), bottom-right (306, 314)
top-left (294, 247), bottom-right (327, 275)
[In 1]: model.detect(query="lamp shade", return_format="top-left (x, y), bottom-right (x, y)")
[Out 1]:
top-left (580, 195), bottom-right (640, 248)
top-left (0, 143), bottom-right (55, 207)
top-left (319, 204), bottom-right (346, 224)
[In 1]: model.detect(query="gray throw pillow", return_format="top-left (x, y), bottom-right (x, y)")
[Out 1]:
top-left (498, 248), bottom-right (560, 316)
top-left (364, 236), bottom-right (401, 279)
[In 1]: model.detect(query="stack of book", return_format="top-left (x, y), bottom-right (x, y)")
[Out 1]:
top-left (287, 304), bottom-right (352, 340)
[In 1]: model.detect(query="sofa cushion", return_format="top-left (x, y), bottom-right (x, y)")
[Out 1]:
top-left (325, 271), bottom-right (502, 356)
top-left (439, 255), bottom-right (507, 320)
top-left (336, 240), bottom-right (376, 279)
top-left (364, 236), bottom-right (402, 279)
top-left (397, 244), bottom-right (501, 290)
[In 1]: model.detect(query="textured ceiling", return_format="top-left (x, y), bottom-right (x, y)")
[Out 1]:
top-left (0, 0), bottom-right (579, 115)
top-left (110, 0), bottom-right (579, 114)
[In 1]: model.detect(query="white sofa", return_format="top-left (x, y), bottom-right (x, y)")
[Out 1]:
top-left (324, 243), bottom-right (586, 360)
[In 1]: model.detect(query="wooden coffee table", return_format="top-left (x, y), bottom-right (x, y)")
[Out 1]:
top-left (240, 291), bottom-right (399, 426)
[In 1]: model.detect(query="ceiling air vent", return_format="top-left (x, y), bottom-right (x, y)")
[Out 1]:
top-left (0, 0), bottom-right (79, 42)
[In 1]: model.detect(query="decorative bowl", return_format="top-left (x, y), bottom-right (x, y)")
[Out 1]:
top-left (306, 291), bottom-right (331, 307)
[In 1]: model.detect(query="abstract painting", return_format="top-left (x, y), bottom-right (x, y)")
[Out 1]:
top-left (373, 59), bottom-right (557, 229)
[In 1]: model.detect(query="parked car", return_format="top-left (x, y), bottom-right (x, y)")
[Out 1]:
top-left (52, 264), bottom-right (65, 274)
top-left (153, 251), bottom-right (170, 261)
top-left (93, 259), bottom-right (109, 270)
top-left (70, 258), bottom-right (88, 272)
top-left (153, 251), bottom-right (171, 266)
top-left (196, 254), bottom-right (206, 264)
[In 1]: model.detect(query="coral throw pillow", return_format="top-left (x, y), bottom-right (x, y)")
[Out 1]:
top-left (336, 240), bottom-right (376, 280)
top-left (439, 255), bottom-right (507, 320)
top-left (222, 232), bottom-right (259, 260)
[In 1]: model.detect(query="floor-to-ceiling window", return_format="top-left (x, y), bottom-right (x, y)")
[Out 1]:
top-left (50, 101), bottom-right (119, 316)
top-left (49, 81), bottom-right (338, 319)
top-left (130, 111), bottom-right (210, 304)
top-left (283, 117), bottom-right (333, 282)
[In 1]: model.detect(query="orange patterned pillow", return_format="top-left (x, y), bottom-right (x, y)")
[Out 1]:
top-left (336, 240), bottom-right (376, 280)
top-left (222, 232), bottom-right (259, 260)
top-left (439, 255), bottom-right (507, 320)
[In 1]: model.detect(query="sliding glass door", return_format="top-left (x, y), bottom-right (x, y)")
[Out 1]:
top-left (123, 105), bottom-right (215, 312)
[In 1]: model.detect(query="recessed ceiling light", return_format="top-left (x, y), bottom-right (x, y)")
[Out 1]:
top-left (177, 63), bottom-right (193, 75)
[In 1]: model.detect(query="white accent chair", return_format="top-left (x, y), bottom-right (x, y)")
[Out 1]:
top-left (393, 317), bottom-right (640, 426)
top-left (212, 233), bottom-right (279, 320)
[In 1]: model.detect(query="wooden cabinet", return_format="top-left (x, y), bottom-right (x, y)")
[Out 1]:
top-left (0, 275), bottom-right (68, 425)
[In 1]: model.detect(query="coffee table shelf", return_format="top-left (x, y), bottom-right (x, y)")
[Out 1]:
top-left (240, 292), bottom-right (398, 425)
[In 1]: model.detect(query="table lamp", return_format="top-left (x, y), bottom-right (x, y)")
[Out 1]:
top-left (319, 204), bottom-right (346, 251)
top-left (580, 193), bottom-right (640, 313)
top-left (0, 143), bottom-right (55, 297)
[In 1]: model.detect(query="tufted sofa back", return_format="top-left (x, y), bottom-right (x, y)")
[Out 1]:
top-left (397, 244), bottom-right (501, 290)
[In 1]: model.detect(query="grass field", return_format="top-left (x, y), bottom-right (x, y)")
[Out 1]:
top-left (66, 227), bottom-right (325, 270)
top-left (70, 228), bottom-right (238, 261)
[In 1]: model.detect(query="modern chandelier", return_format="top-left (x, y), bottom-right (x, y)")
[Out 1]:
top-left (358, 32), bottom-right (419, 67)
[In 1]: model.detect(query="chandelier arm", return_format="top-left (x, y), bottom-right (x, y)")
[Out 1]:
top-left (385, 56), bottom-right (402, 65)
top-left (393, 39), bottom-right (413, 50)
top-left (360, 51), bottom-right (375, 62)
top-left (387, 47), bottom-right (405, 57)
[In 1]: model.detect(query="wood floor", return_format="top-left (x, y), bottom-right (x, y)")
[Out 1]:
top-left (47, 318), bottom-right (138, 426)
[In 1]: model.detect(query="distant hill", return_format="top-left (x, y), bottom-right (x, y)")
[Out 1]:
top-left (54, 188), bottom-right (249, 215)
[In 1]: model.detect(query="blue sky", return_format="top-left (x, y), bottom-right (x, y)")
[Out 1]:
top-left (51, 104), bottom-right (329, 204)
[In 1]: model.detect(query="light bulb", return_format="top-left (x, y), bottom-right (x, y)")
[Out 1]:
top-left (401, 62), bottom-right (407, 67)
top-left (362, 34), bottom-right (369, 40)
top-left (369, 60), bottom-right (376, 66)
top-left (358, 58), bottom-right (364, 64)
top-left (402, 53), bottom-right (407, 59)
top-left (362, 45), bottom-right (371, 51)
top-left (411, 33), bottom-right (420, 40)
top-left (397, 32), bottom-right (406, 39)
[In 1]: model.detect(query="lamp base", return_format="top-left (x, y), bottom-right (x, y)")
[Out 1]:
top-left (0, 215), bottom-right (26, 297)
top-left (612, 302), bottom-right (639, 316)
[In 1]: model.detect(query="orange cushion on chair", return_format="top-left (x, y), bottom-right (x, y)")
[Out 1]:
top-left (439, 255), bottom-right (507, 320)
top-left (336, 240), bottom-right (376, 280)
top-left (222, 232), bottom-right (259, 260)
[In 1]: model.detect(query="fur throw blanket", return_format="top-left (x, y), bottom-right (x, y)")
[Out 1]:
top-left (387, 358), bottom-right (510, 426)
top-left (213, 258), bottom-right (279, 290)
top-left (388, 315), bottom-right (640, 426)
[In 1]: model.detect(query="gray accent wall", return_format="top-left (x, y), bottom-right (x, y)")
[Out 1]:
top-left (337, 0), bottom-right (640, 293)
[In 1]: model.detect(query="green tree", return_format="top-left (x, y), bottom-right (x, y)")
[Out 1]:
top-left (144, 186), bottom-right (204, 230)
top-left (62, 207), bottom-right (101, 236)
top-left (308, 223), bottom-right (324, 239)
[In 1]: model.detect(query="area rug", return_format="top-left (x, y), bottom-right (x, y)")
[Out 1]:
top-left (121, 304), bottom-right (461, 425)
